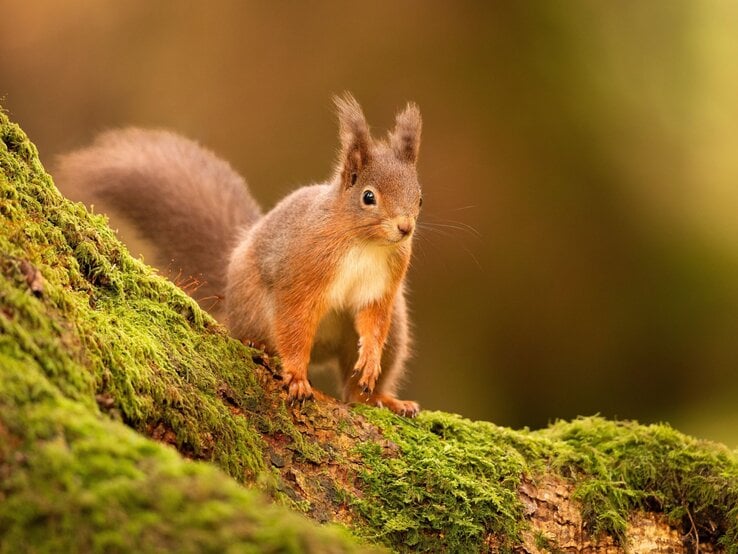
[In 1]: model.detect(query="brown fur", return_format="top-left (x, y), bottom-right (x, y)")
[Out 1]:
top-left (56, 93), bottom-right (424, 416)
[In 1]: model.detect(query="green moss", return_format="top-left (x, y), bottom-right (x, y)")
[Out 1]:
top-left (0, 355), bottom-right (370, 553)
top-left (3, 107), bottom-right (738, 552)
top-left (353, 408), bottom-right (530, 552)
top-left (537, 417), bottom-right (738, 550)
top-left (353, 409), bottom-right (738, 552)
top-left (532, 530), bottom-right (562, 553)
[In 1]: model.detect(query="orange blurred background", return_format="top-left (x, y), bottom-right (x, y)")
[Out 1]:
top-left (2, 1), bottom-right (737, 445)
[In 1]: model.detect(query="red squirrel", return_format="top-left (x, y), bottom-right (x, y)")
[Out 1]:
top-left (57, 94), bottom-right (423, 416)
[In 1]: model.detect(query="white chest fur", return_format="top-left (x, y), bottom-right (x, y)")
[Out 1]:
top-left (326, 244), bottom-right (392, 310)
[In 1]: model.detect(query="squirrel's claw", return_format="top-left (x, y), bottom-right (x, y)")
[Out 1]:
top-left (357, 375), bottom-right (377, 394)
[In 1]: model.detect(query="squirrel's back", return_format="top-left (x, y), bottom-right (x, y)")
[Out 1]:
top-left (55, 128), bottom-right (262, 319)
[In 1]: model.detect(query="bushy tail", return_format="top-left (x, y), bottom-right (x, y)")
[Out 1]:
top-left (55, 128), bottom-right (262, 320)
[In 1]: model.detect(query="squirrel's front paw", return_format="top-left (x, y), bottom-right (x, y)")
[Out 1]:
top-left (283, 371), bottom-right (313, 401)
top-left (354, 346), bottom-right (381, 393)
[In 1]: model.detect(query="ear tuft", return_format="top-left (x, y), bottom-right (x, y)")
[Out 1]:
top-left (389, 102), bottom-right (422, 164)
top-left (334, 92), bottom-right (372, 187)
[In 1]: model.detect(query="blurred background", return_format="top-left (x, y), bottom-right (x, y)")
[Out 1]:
top-left (2, 1), bottom-right (737, 446)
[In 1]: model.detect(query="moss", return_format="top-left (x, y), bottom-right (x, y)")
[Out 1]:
top-left (353, 409), bottom-right (738, 552)
top-left (538, 417), bottom-right (738, 550)
top-left (532, 531), bottom-right (560, 553)
top-left (0, 355), bottom-right (371, 553)
top-left (353, 408), bottom-right (530, 552)
top-left (3, 107), bottom-right (738, 552)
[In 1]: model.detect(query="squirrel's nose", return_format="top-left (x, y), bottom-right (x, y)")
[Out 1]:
top-left (397, 220), bottom-right (414, 237)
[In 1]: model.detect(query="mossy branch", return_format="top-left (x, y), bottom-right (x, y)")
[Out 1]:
top-left (1, 110), bottom-right (737, 553)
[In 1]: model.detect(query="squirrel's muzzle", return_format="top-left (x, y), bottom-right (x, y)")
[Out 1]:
top-left (395, 216), bottom-right (415, 239)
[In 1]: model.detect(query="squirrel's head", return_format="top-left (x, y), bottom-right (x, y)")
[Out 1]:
top-left (333, 93), bottom-right (422, 246)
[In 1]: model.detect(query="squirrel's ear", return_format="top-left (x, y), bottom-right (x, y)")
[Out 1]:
top-left (390, 102), bottom-right (422, 164)
top-left (334, 92), bottom-right (372, 188)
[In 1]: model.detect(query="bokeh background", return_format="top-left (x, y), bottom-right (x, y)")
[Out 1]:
top-left (2, 1), bottom-right (737, 446)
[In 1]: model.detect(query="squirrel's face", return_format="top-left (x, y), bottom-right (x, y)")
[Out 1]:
top-left (347, 152), bottom-right (422, 245)
top-left (334, 94), bottom-right (423, 247)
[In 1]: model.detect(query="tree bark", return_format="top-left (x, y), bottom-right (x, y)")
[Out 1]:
top-left (1, 111), bottom-right (736, 553)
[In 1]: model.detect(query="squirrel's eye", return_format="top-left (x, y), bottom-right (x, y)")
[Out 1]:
top-left (419, 196), bottom-right (423, 208)
top-left (362, 190), bottom-right (376, 206)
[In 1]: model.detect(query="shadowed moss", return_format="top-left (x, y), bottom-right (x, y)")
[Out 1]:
top-left (3, 107), bottom-right (738, 553)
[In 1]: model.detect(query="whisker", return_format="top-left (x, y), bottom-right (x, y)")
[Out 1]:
top-left (416, 225), bottom-right (456, 239)
top-left (337, 219), bottom-right (385, 236)
top-left (459, 242), bottom-right (483, 271)
top-left (198, 294), bottom-right (223, 313)
top-left (416, 221), bottom-right (483, 273)
top-left (418, 223), bottom-right (479, 241)
top-left (420, 219), bottom-right (481, 238)
top-left (412, 231), bottom-right (448, 271)
top-left (411, 234), bottom-right (429, 262)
